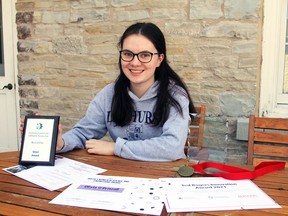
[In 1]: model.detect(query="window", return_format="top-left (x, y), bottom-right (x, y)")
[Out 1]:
top-left (260, 0), bottom-right (288, 117)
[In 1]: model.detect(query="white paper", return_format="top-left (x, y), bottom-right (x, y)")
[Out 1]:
top-left (3, 155), bottom-right (106, 191)
top-left (161, 177), bottom-right (281, 212)
top-left (50, 175), bottom-right (166, 215)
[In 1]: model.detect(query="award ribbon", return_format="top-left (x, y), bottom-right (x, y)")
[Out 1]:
top-left (190, 161), bottom-right (286, 180)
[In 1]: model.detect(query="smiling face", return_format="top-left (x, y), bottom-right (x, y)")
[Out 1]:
top-left (120, 34), bottom-right (164, 97)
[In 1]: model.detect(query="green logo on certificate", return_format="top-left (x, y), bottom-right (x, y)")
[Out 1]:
top-left (36, 123), bottom-right (43, 130)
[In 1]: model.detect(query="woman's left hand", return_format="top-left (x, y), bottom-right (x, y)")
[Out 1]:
top-left (85, 139), bottom-right (115, 155)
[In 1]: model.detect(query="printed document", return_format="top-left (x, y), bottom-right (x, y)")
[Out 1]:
top-left (162, 177), bottom-right (281, 212)
top-left (50, 175), bottom-right (166, 215)
top-left (3, 155), bottom-right (106, 191)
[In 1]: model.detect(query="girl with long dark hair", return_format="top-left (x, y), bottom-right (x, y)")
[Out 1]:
top-left (59, 22), bottom-right (195, 161)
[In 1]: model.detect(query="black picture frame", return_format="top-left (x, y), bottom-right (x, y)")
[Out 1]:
top-left (19, 115), bottom-right (60, 166)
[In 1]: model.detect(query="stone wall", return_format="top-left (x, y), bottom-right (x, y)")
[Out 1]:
top-left (16, 0), bottom-right (261, 164)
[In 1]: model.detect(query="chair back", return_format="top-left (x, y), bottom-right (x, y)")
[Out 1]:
top-left (185, 105), bottom-right (206, 155)
top-left (247, 115), bottom-right (288, 166)
top-left (189, 105), bottom-right (206, 147)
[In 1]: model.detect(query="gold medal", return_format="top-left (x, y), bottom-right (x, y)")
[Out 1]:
top-left (177, 165), bottom-right (194, 177)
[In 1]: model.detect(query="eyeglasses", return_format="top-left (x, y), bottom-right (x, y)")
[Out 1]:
top-left (119, 50), bottom-right (159, 63)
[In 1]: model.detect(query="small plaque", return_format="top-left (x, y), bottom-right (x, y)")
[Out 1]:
top-left (19, 115), bottom-right (60, 166)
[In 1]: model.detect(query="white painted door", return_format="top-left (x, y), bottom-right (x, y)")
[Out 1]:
top-left (0, 0), bottom-right (19, 152)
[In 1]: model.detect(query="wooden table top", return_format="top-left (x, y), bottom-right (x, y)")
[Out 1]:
top-left (0, 150), bottom-right (287, 216)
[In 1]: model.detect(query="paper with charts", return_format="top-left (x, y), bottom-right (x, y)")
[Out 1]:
top-left (162, 177), bottom-right (281, 212)
top-left (50, 175), bottom-right (166, 215)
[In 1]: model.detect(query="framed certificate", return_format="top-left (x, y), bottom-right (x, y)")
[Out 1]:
top-left (19, 116), bottom-right (60, 166)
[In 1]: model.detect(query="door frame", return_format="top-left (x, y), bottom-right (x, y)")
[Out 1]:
top-left (1, 0), bottom-right (20, 149)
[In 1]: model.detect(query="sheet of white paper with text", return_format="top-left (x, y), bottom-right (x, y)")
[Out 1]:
top-left (161, 177), bottom-right (281, 212)
top-left (50, 175), bottom-right (166, 215)
top-left (3, 156), bottom-right (106, 191)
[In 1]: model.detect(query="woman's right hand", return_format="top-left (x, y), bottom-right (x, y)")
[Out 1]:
top-left (19, 116), bottom-right (64, 152)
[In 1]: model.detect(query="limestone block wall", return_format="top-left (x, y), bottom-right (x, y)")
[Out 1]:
top-left (15, 0), bottom-right (261, 164)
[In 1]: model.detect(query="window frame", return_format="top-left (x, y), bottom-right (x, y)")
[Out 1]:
top-left (0, 0), bottom-right (4, 76)
top-left (260, 0), bottom-right (288, 117)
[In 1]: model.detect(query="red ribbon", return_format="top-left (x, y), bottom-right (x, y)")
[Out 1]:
top-left (191, 161), bottom-right (286, 180)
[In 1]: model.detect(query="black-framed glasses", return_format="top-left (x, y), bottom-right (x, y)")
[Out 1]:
top-left (119, 50), bottom-right (159, 63)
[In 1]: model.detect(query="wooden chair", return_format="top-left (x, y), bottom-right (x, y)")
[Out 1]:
top-left (185, 105), bottom-right (208, 161)
top-left (247, 115), bottom-right (288, 167)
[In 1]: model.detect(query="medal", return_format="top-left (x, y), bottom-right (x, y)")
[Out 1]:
top-left (177, 165), bottom-right (194, 177)
top-left (177, 125), bottom-right (195, 177)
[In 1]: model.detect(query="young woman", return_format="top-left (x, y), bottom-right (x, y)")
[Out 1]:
top-left (57, 22), bottom-right (195, 161)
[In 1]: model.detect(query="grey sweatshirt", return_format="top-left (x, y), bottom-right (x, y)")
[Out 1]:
top-left (61, 81), bottom-right (190, 161)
